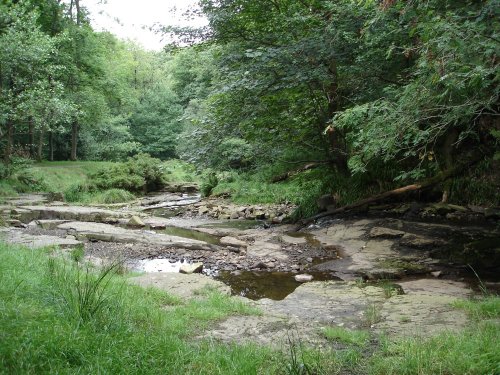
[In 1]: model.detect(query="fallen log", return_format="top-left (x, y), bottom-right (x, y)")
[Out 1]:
top-left (297, 163), bottom-right (469, 228)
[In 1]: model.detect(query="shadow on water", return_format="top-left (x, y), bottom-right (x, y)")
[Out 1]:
top-left (215, 270), bottom-right (340, 300)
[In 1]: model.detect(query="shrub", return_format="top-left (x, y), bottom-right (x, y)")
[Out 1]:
top-left (90, 153), bottom-right (165, 193)
top-left (93, 189), bottom-right (135, 204)
top-left (201, 171), bottom-right (219, 197)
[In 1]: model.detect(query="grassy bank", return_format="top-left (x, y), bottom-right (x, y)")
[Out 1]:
top-left (1, 242), bottom-right (499, 374)
top-left (0, 159), bottom-right (200, 205)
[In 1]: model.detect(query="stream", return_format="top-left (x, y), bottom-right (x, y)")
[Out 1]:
top-left (1, 190), bottom-right (499, 344)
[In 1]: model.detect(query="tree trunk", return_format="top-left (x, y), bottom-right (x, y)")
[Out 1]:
top-left (49, 131), bottom-right (54, 161)
top-left (70, 121), bottom-right (78, 161)
top-left (439, 128), bottom-right (460, 203)
top-left (28, 117), bottom-right (35, 159)
top-left (37, 127), bottom-right (45, 162)
top-left (324, 60), bottom-right (348, 174)
top-left (3, 120), bottom-right (13, 164)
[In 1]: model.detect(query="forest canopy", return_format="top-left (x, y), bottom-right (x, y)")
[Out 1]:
top-left (1, 0), bottom-right (499, 208)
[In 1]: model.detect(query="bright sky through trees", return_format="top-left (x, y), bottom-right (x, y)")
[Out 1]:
top-left (85, 0), bottom-right (207, 50)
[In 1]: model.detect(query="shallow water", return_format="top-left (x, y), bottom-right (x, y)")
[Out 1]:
top-left (136, 258), bottom-right (188, 273)
top-left (215, 270), bottom-right (340, 300)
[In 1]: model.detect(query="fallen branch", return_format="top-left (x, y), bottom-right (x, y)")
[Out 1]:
top-left (297, 162), bottom-right (472, 228)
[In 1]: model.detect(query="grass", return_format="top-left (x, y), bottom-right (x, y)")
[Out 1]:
top-left (370, 321), bottom-right (500, 375)
top-left (1, 241), bottom-right (499, 374)
top-left (0, 242), bottom-right (279, 374)
top-left (322, 326), bottom-right (370, 347)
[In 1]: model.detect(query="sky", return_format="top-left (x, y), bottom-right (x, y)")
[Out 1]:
top-left (84, 0), bottom-right (207, 50)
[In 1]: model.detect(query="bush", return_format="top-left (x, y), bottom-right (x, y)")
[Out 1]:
top-left (93, 189), bottom-right (135, 204)
top-left (200, 171), bottom-right (219, 197)
top-left (90, 153), bottom-right (165, 193)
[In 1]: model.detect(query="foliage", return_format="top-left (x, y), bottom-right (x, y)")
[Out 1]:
top-left (200, 171), bottom-right (219, 197)
top-left (322, 327), bottom-right (370, 347)
top-left (91, 153), bottom-right (165, 193)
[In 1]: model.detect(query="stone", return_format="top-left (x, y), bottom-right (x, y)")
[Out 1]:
top-left (47, 192), bottom-right (65, 202)
top-left (254, 210), bottom-right (266, 220)
top-left (220, 236), bottom-right (247, 248)
top-left (198, 206), bottom-right (209, 215)
top-left (294, 274), bottom-right (314, 282)
top-left (369, 227), bottom-right (406, 239)
top-left (230, 212), bottom-right (239, 220)
top-left (128, 215), bottom-right (146, 227)
top-left (400, 234), bottom-right (444, 249)
top-left (485, 208), bottom-right (500, 219)
top-left (1, 228), bottom-right (82, 249)
top-left (7, 219), bottom-right (24, 228)
top-left (431, 271), bottom-right (442, 278)
top-left (57, 222), bottom-right (216, 251)
top-left (247, 241), bottom-right (288, 261)
top-left (179, 262), bottom-right (203, 274)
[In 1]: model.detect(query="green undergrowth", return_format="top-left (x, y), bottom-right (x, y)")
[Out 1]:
top-left (322, 327), bottom-right (370, 348)
top-left (210, 164), bottom-right (396, 219)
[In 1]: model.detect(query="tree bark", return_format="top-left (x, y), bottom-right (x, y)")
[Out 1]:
top-left (37, 127), bottom-right (45, 162)
top-left (3, 120), bottom-right (13, 164)
top-left (70, 121), bottom-right (78, 161)
top-left (28, 117), bottom-right (35, 159)
top-left (49, 131), bottom-right (54, 161)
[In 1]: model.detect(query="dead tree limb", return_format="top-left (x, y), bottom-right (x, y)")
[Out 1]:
top-left (297, 162), bottom-right (472, 228)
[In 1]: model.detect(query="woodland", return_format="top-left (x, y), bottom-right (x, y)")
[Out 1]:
top-left (1, 0), bottom-right (498, 213)
top-left (0, 2), bottom-right (499, 375)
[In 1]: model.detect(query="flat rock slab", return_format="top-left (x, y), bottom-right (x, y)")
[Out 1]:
top-left (57, 221), bottom-right (217, 251)
top-left (204, 278), bottom-right (473, 346)
top-left (0, 228), bottom-right (82, 249)
top-left (129, 272), bottom-right (230, 299)
top-left (3, 194), bottom-right (48, 207)
top-left (247, 240), bottom-right (289, 261)
top-left (18, 205), bottom-right (129, 223)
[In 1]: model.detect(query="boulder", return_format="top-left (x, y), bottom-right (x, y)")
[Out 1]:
top-left (294, 274), bottom-right (314, 282)
top-left (127, 215), bottom-right (146, 227)
top-left (220, 236), bottom-right (247, 248)
top-left (179, 262), bottom-right (203, 274)
top-left (369, 227), bottom-right (406, 239)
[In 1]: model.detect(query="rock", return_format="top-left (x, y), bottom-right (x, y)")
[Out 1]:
top-left (369, 227), bottom-right (406, 239)
top-left (306, 257), bottom-right (313, 263)
top-left (252, 261), bottom-right (267, 269)
top-left (254, 210), bottom-right (266, 220)
top-left (36, 219), bottom-right (69, 230)
top-left (400, 234), bottom-right (444, 249)
top-left (431, 271), bottom-right (442, 278)
top-left (198, 206), bottom-right (209, 215)
top-left (317, 194), bottom-right (336, 211)
top-left (179, 262), bottom-right (203, 274)
top-left (7, 219), bottom-right (24, 228)
top-left (247, 241), bottom-right (289, 261)
top-left (230, 212), bottom-right (239, 220)
top-left (128, 215), bottom-right (146, 227)
top-left (47, 192), bottom-right (65, 202)
top-left (220, 236), bottom-right (247, 248)
top-left (57, 222), bottom-right (217, 251)
top-left (18, 205), bottom-right (128, 223)
top-left (1, 228), bottom-right (82, 249)
top-left (485, 208), bottom-right (500, 220)
top-left (294, 274), bottom-right (314, 282)
top-left (150, 223), bottom-right (167, 230)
